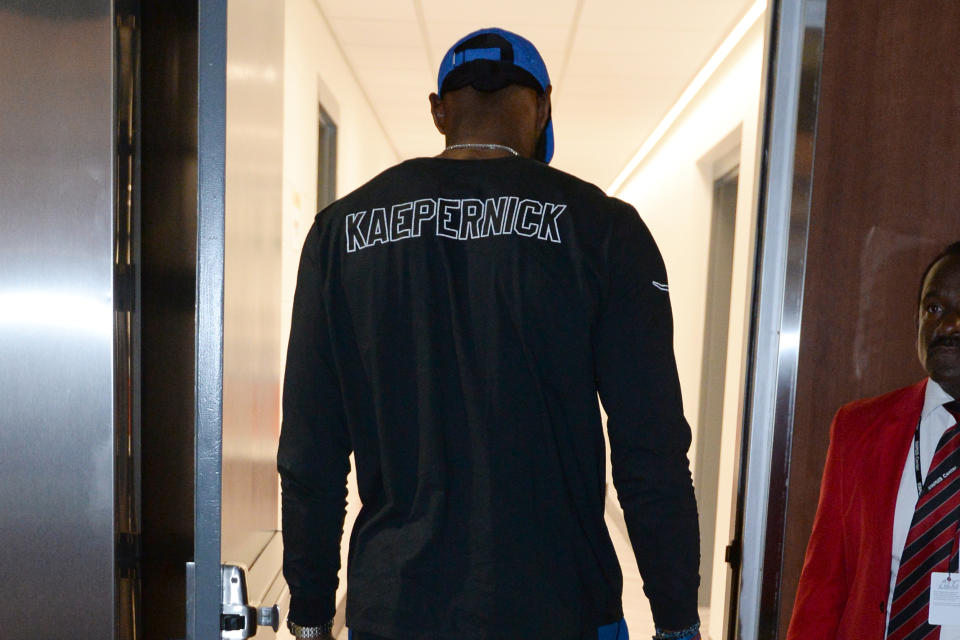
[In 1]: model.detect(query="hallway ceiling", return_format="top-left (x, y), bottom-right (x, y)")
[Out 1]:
top-left (314, 0), bottom-right (757, 189)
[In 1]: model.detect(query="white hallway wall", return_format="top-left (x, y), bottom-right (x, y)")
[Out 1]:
top-left (280, 0), bottom-right (400, 629)
top-left (613, 17), bottom-right (765, 640)
top-left (281, 0), bottom-right (400, 351)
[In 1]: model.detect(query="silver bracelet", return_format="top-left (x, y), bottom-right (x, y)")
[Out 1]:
top-left (286, 619), bottom-right (333, 638)
top-left (653, 622), bottom-right (701, 640)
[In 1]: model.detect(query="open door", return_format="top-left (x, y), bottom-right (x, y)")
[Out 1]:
top-left (186, 0), bottom-right (226, 637)
top-left (184, 1), bottom-right (836, 639)
top-left (189, 1), bottom-right (289, 638)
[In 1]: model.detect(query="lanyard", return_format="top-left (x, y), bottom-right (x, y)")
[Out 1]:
top-left (915, 420), bottom-right (924, 496)
top-left (916, 418), bottom-right (960, 496)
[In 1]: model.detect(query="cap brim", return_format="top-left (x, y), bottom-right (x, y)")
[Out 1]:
top-left (440, 60), bottom-right (543, 96)
top-left (541, 118), bottom-right (554, 164)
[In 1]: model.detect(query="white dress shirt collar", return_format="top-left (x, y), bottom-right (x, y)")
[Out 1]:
top-left (924, 379), bottom-right (957, 422)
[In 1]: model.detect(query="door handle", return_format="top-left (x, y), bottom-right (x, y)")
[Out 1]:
top-left (221, 564), bottom-right (280, 639)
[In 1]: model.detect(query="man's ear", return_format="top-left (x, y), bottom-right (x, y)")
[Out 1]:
top-left (536, 86), bottom-right (553, 134)
top-left (429, 93), bottom-right (446, 135)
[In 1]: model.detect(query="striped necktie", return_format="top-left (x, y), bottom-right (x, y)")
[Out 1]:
top-left (887, 400), bottom-right (960, 639)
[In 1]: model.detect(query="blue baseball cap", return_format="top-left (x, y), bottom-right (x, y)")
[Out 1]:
top-left (437, 27), bottom-right (554, 164)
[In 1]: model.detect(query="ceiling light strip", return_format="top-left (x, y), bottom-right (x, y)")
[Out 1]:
top-left (554, 0), bottom-right (586, 100)
top-left (606, 0), bottom-right (767, 196)
top-left (413, 0), bottom-right (436, 76)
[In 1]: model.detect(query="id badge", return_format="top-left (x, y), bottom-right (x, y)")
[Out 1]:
top-left (929, 572), bottom-right (960, 628)
top-left (943, 628), bottom-right (960, 640)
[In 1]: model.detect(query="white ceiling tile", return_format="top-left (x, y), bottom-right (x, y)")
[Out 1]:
top-left (355, 65), bottom-right (430, 86)
top-left (353, 57), bottom-right (430, 75)
top-left (418, 0), bottom-right (579, 27)
top-left (578, 0), bottom-right (750, 30)
top-left (426, 21), bottom-right (571, 55)
top-left (345, 43), bottom-right (430, 75)
top-left (600, 87), bottom-right (683, 106)
top-left (571, 26), bottom-right (714, 55)
top-left (315, 0), bottom-right (416, 21)
top-left (330, 17), bottom-right (423, 47)
top-left (563, 48), bottom-right (706, 82)
top-left (313, 0), bottom-right (762, 186)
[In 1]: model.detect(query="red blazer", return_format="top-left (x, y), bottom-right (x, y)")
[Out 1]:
top-left (787, 379), bottom-right (927, 640)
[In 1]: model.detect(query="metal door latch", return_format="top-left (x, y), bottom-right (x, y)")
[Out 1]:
top-left (221, 564), bottom-right (280, 639)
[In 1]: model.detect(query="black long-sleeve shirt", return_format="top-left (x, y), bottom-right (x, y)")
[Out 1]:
top-left (278, 156), bottom-right (699, 640)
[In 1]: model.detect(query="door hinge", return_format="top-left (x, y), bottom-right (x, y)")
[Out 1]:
top-left (725, 540), bottom-right (741, 569)
top-left (117, 531), bottom-right (141, 578)
top-left (114, 263), bottom-right (136, 312)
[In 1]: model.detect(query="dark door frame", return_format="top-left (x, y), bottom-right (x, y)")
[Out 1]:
top-left (189, 1), bottom-right (226, 639)
top-left (733, 0), bottom-right (828, 638)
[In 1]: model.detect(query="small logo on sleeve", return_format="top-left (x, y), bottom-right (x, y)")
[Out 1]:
top-left (652, 281), bottom-right (669, 292)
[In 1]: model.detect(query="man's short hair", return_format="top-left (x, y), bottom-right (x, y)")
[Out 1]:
top-left (918, 241), bottom-right (960, 306)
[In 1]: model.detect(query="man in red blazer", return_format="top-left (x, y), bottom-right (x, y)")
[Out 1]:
top-left (788, 242), bottom-right (960, 640)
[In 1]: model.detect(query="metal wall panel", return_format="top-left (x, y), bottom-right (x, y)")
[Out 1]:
top-left (221, 0), bottom-right (284, 570)
top-left (0, 2), bottom-right (117, 636)
top-left (736, 0), bottom-right (828, 637)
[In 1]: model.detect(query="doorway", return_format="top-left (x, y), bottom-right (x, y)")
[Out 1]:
top-left (696, 162), bottom-right (739, 608)
top-left (196, 2), bottom-right (821, 640)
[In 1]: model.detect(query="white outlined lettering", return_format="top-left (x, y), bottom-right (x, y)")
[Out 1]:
top-left (391, 201), bottom-right (413, 240)
top-left (345, 211), bottom-right (368, 253)
top-left (437, 198), bottom-right (461, 239)
top-left (504, 196), bottom-right (520, 234)
top-left (344, 196), bottom-right (565, 252)
top-left (367, 207), bottom-right (390, 246)
top-left (411, 199), bottom-right (437, 237)
top-left (459, 199), bottom-right (484, 239)
top-left (515, 199), bottom-right (541, 237)
top-left (538, 203), bottom-right (565, 243)
top-left (481, 197), bottom-right (508, 237)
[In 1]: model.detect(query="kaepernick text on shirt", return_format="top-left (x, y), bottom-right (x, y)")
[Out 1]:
top-left (344, 196), bottom-right (566, 253)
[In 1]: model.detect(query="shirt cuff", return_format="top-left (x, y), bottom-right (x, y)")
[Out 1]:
top-left (287, 593), bottom-right (335, 627)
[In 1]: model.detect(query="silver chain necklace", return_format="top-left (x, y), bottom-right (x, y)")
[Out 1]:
top-left (444, 143), bottom-right (519, 156)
